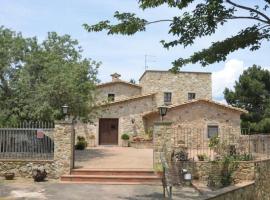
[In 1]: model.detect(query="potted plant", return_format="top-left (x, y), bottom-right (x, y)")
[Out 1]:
top-left (4, 172), bottom-right (15, 180)
top-left (88, 135), bottom-right (96, 147)
top-left (75, 136), bottom-right (88, 150)
top-left (32, 169), bottom-right (47, 182)
top-left (121, 133), bottom-right (130, 147)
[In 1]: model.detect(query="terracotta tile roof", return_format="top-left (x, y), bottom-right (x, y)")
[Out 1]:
top-left (99, 93), bottom-right (156, 107)
top-left (143, 99), bottom-right (248, 117)
top-left (97, 80), bottom-right (142, 88)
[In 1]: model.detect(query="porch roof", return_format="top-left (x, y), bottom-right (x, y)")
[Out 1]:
top-left (99, 93), bottom-right (156, 107)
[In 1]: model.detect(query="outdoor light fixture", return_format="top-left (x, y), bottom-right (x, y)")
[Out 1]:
top-left (158, 105), bottom-right (168, 121)
top-left (182, 168), bottom-right (192, 186)
top-left (62, 104), bottom-right (69, 121)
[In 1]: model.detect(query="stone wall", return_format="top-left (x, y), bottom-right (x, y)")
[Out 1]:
top-left (0, 121), bottom-right (74, 179)
top-left (139, 71), bottom-right (212, 106)
top-left (188, 161), bottom-right (255, 184)
top-left (53, 121), bottom-right (74, 177)
top-left (238, 135), bottom-right (270, 159)
top-left (255, 159), bottom-right (270, 199)
top-left (201, 182), bottom-right (255, 200)
top-left (96, 82), bottom-right (141, 102)
top-left (196, 159), bottom-right (270, 199)
top-left (0, 160), bottom-right (57, 178)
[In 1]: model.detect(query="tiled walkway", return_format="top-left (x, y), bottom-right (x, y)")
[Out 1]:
top-left (75, 146), bottom-right (154, 169)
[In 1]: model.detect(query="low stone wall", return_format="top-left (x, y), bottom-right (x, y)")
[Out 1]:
top-left (255, 159), bottom-right (270, 199)
top-left (0, 121), bottom-right (74, 179)
top-left (0, 160), bottom-right (57, 178)
top-left (199, 182), bottom-right (255, 200)
top-left (192, 161), bottom-right (255, 184)
top-left (171, 160), bottom-right (256, 185)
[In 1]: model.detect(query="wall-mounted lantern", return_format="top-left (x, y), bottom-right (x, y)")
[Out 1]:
top-left (158, 105), bottom-right (168, 121)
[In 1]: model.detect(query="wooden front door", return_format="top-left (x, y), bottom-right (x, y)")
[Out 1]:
top-left (99, 118), bottom-right (119, 145)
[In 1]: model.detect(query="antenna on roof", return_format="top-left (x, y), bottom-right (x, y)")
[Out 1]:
top-left (144, 54), bottom-right (156, 70)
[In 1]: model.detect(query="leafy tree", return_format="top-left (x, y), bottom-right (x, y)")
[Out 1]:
top-left (224, 65), bottom-right (270, 133)
top-left (84, 0), bottom-right (270, 72)
top-left (0, 27), bottom-right (100, 126)
top-left (129, 79), bottom-right (136, 84)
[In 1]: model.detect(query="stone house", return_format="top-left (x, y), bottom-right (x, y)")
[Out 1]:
top-left (76, 70), bottom-right (247, 146)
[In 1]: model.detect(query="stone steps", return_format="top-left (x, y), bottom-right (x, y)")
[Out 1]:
top-left (61, 169), bottom-right (162, 185)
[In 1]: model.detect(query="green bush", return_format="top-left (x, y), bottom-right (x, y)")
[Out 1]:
top-left (209, 135), bottom-right (220, 149)
top-left (121, 133), bottom-right (130, 140)
top-left (75, 136), bottom-right (87, 150)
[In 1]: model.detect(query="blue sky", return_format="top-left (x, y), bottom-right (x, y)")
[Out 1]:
top-left (1, 0), bottom-right (269, 101)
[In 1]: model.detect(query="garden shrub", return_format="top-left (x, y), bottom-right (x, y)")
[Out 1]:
top-left (121, 133), bottom-right (130, 140)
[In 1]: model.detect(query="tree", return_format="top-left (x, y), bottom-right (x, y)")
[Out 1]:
top-left (0, 27), bottom-right (100, 125)
top-left (129, 79), bottom-right (136, 84)
top-left (224, 65), bottom-right (270, 133)
top-left (83, 0), bottom-right (270, 72)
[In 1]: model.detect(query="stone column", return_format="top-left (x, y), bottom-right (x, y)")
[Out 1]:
top-left (53, 121), bottom-right (74, 177)
top-left (153, 121), bottom-right (173, 166)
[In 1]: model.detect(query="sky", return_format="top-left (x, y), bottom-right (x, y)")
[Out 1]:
top-left (1, 0), bottom-right (269, 102)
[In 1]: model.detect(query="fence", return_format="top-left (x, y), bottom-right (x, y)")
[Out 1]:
top-left (0, 122), bottom-right (55, 160)
top-left (171, 126), bottom-right (270, 161)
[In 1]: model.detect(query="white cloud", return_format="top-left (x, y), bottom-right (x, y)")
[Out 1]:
top-left (212, 59), bottom-right (245, 100)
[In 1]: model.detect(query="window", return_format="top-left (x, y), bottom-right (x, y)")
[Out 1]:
top-left (188, 93), bottom-right (196, 100)
top-left (108, 94), bottom-right (115, 102)
top-left (164, 92), bottom-right (172, 104)
top-left (207, 125), bottom-right (218, 138)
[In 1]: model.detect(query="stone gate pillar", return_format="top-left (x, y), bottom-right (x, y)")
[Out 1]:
top-left (153, 121), bottom-right (173, 166)
top-left (54, 120), bottom-right (74, 177)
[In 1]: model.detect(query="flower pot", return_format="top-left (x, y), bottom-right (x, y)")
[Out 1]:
top-left (4, 172), bottom-right (15, 180)
top-left (122, 140), bottom-right (129, 147)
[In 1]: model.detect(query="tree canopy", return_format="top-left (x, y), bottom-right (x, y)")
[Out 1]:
top-left (224, 65), bottom-right (270, 133)
top-left (0, 27), bottom-right (100, 126)
top-left (84, 0), bottom-right (270, 72)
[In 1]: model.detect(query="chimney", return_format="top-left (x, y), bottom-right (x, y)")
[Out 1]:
top-left (111, 73), bottom-right (121, 82)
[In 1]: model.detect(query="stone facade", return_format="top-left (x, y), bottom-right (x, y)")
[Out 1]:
top-left (96, 82), bottom-right (141, 103)
top-left (81, 71), bottom-right (244, 147)
top-left (146, 100), bottom-right (243, 152)
top-left (139, 70), bottom-right (212, 106)
top-left (79, 94), bottom-right (157, 146)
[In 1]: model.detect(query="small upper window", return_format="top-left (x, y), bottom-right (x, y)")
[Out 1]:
top-left (208, 125), bottom-right (218, 138)
top-left (108, 94), bottom-right (115, 102)
top-left (164, 92), bottom-right (172, 104)
top-left (188, 93), bottom-right (196, 100)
